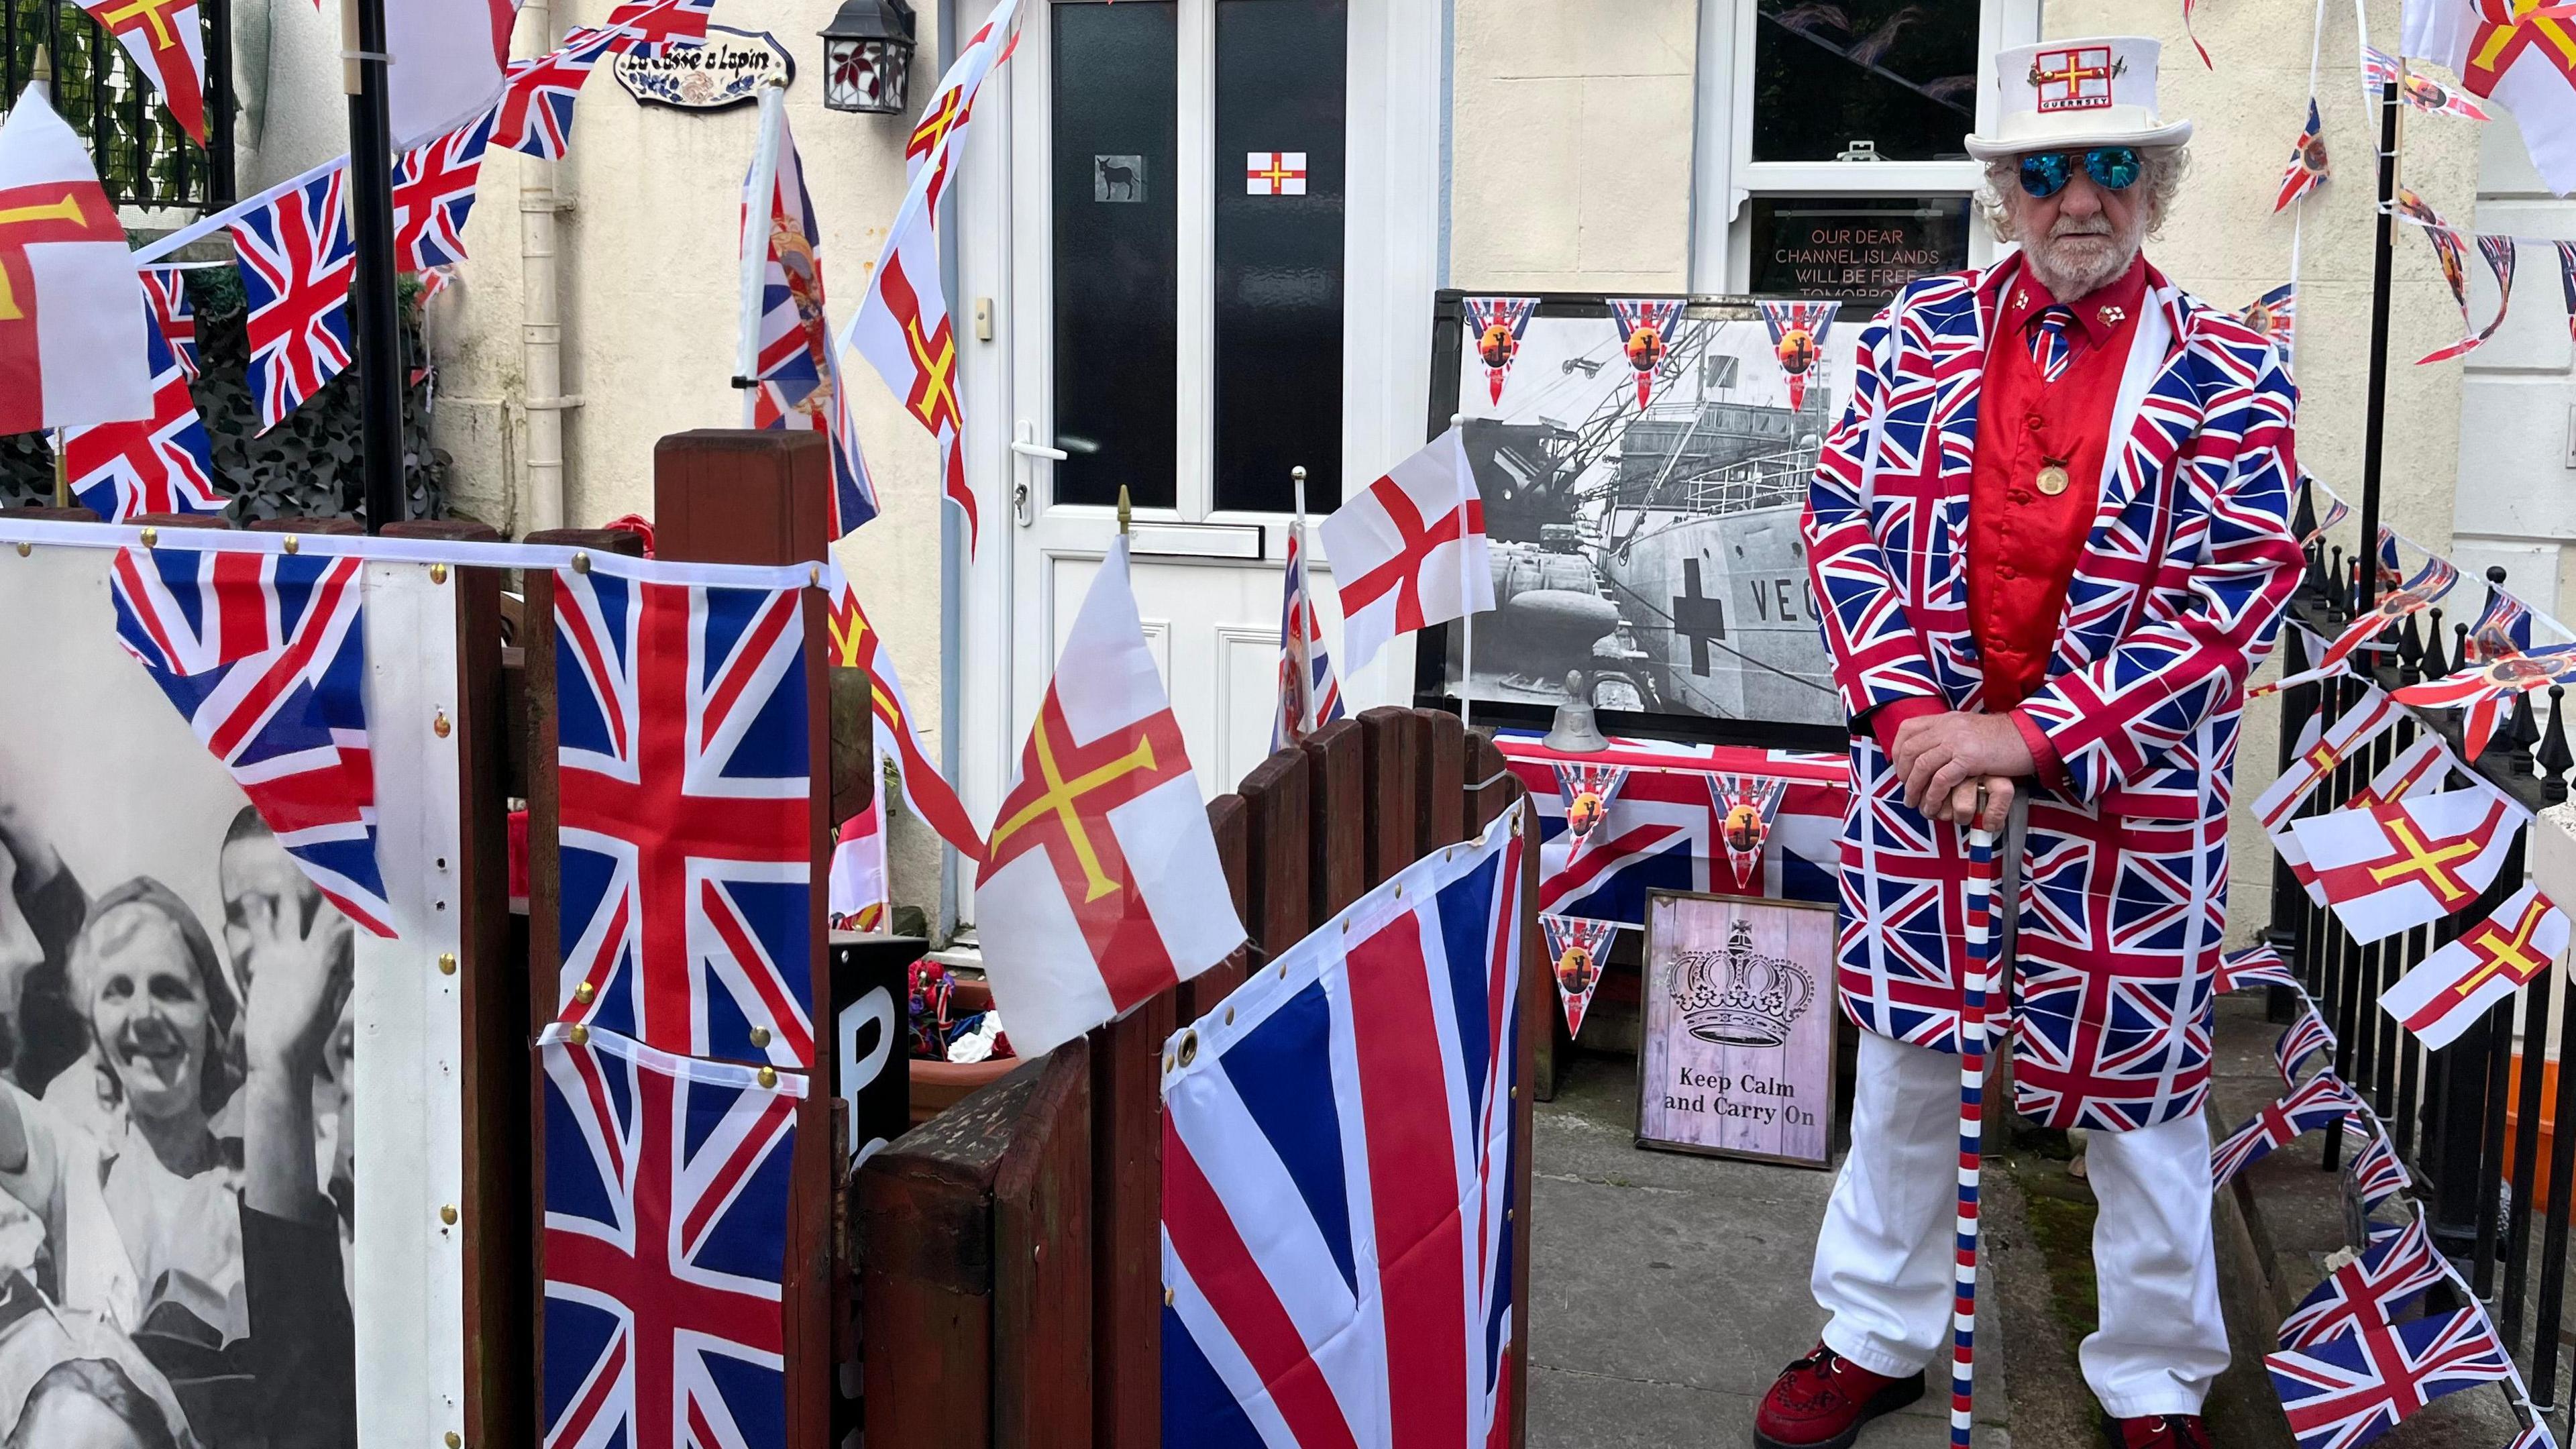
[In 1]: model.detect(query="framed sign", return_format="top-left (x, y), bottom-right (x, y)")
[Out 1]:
top-left (1746, 195), bottom-right (1972, 306)
top-left (1636, 890), bottom-right (1837, 1167)
top-left (1419, 291), bottom-right (1858, 750)
top-left (614, 25), bottom-right (795, 110)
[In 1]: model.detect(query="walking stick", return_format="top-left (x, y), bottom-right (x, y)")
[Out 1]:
top-left (1951, 782), bottom-right (2000, 1448)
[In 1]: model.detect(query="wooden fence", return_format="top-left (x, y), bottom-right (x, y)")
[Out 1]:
top-left (857, 709), bottom-right (1544, 1448)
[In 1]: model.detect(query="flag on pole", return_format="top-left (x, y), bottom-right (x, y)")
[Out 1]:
top-left (231, 163), bottom-right (357, 430)
top-left (1272, 513), bottom-right (1346, 750)
top-left (2408, 0), bottom-right (2576, 188)
top-left (2277, 1214), bottom-right (2447, 1350)
top-left (2251, 685), bottom-right (2402, 830)
top-left (1161, 810), bottom-right (1523, 1449)
top-left (391, 111), bottom-right (497, 272)
top-left (0, 82), bottom-right (153, 435)
top-left (899, 0), bottom-right (1024, 209)
top-left (54, 309), bottom-right (223, 521)
top-left (973, 537), bottom-right (1245, 1057)
top-left (79, 0), bottom-right (211, 142)
top-left (2212, 1071), bottom-right (2367, 1187)
top-left (1318, 425), bottom-right (1493, 674)
top-left (2392, 641), bottom-right (2576, 761)
top-left (538, 1022), bottom-right (802, 1449)
top-left (2277, 97), bottom-right (2331, 211)
top-left (2379, 883), bottom-right (2569, 1049)
top-left (1462, 295), bottom-right (1538, 404)
top-left (823, 574), bottom-right (987, 864)
top-left (1543, 912), bottom-right (1613, 1038)
top-left (1607, 298), bottom-right (1686, 409)
top-left (488, 25), bottom-right (625, 160)
top-left (828, 790), bottom-right (889, 932)
top-left (384, 0), bottom-right (513, 148)
top-left (1758, 300), bottom-right (1838, 411)
top-left (2265, 1306), bottom-right (2514, 1449)
top-left (109, 547), bottom-right (392, 934)
top-left (140, 264), bottom-right (199, 379)
top-left (741, 101), bottom-right (878, 535)
top-left (2287, 786), bottom-right (2531, 945)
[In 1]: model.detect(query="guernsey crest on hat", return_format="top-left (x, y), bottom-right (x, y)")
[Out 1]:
top-left (1966, 36), bottom-right (2194, 160)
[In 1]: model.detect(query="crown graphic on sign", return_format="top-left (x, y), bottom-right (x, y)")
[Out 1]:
top-left (1672, 918), bottom-right (1815, 1049)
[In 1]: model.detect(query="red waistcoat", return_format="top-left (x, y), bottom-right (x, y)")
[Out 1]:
top-left (1967, 258), bottom-right (2148, 711)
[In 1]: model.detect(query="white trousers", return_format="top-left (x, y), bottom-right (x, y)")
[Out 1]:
top-left (1809, 1032), bottom-right (2231, 1419)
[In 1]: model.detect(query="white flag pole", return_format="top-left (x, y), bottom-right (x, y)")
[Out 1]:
top-left (1292, 464), bottom-right (1312, 738)
top-left (1453, 413), bottom-right (1474, 731)
top-left (735, 84), bottom-right (788, 429)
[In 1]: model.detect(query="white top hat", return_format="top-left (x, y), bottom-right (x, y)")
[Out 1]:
top-left (1964, 36), bottom-right (2194, 160)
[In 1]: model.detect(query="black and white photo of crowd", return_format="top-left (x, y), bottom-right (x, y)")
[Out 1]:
top-left (0, 786), bottom-right (358, 1449)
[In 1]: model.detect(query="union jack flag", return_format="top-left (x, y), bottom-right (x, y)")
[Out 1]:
top-left (490, 25), bottom-right (623, 160)
top-left (2316, 554), bottom-right (2459, 674)
top-left (1542, 913), bottom-right (1614, 1038)
top-left (742, 108), bottom-right (877, 535)
top-left (1607, 298), bottom-right (1686, 409)
top-left (2303, 473), bottom-right (2351, 547)
top-left (109, 546), bottom-right (392, 934)
top-left (1162, 812), bottom-right (1523, 1448)
top-left (140, 264), bottom-right (198, 379)
top-left (2213, 1071), bottom-right (2366, 1187)
top-left (1712, 773), bottom-right (1788, 892)
top-left (1462, 295), bottom-right (1537, 404)
top-left (1272, 519), bottom-right (1345, 750)
top-left (2463, 586), bottom-right (2534, 665)
top-left (2215, 943), bottom-right (2302, 995)
top-left (2511, 1417), bottom-right (2561, 1449)
top-left (539, 1023), bottom-right (802, 1449)
top-left (2560, 241), bottom-right (2576, 346)
top-left (2276, 1005), bottom-right (2337, 1085)
top-left (2349, 1128), bottom-right (2414, 1213)
top-left (602, 0), bottom-right (714, 58)
top-left (1758, 299), bottom-right (1839, 411)
top-left (391, 110), bottom-right (495, 272)
top-left (231, 164), bottom-right (355, 430)
top-left (2241, 282), bottom-right (2299, 366)
top-left (2363, 44), bottom-right (2402, 92)
top-left (2278, 98), bottom-right (2332, 212)
top-left (1549, 761), bottom-right (1627, 847)
top-left (2279, 1214), bottom-right (2445, 1350)
top-left (552, 567), bottom-right (817, 1069)
top-left (55, 307), bottom-right (223, 521)
top-left (2393, 643), bottom-right (2576, 764)
top-left (2266, 1307), bottom-right (2514, 1448)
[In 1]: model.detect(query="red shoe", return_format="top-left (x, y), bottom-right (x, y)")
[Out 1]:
top-left (2105, 1414), bottom-right (2214, 1448)
top-left (1752, 1342), bottom-right (1925, 1449)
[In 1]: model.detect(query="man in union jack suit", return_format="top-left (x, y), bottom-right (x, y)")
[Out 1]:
top-left (1756, 36), bottom-right (2304, 1449)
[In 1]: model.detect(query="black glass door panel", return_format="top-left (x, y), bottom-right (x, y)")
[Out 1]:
top-left (1053, 0), bottom-right (1179, 508)
top-left (1213, 0), bottom-right (1346, 514)
top-left (1752, 0), bottom-right (1978, 162)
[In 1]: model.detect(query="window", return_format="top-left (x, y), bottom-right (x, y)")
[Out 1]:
top-left (1751, 0), bottom-right (1979, 164)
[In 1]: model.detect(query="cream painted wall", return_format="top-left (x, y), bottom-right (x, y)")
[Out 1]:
top-left (1448, 0), bottom-right (1701, 292)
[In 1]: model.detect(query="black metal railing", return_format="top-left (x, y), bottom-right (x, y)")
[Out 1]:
top-left (2266, 482), bottom-right (2576, 1434)
top-left (2, 0), bottom-right (234, 208)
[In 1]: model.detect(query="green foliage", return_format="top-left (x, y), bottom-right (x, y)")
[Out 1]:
top-left (0, 280), bottom-right (450, 524)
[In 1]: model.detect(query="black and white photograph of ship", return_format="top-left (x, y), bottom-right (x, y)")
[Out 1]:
top-left (1442, 303), bottom-right (1854, 729)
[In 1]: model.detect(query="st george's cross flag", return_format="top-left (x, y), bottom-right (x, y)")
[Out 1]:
top-left (2275, 1005), bottom-right (2338, 1086)
top-left (1273, 513), bottom-right (1346, 751)
top-left (2213, 1071), bottom-right (2368, 1187)
top-left (2278, 1214), bottom-right (2446, 1351)
top-left (2252, 685), bottom-right (2402, 830)
top-left (1462, 295), bottom-right (1538, 404)
top-left (489, 25), bottom-right (627, 160)
top-left (551, 565), bottom-right (817, 1070)
top-left (2274, 733), bottom-right (2455, 901)
top-left (391, 110), bottom-right (497, 273)
top-left (1608, 297), bottom-right (1686, 409)
top-left (538, 1022), bottom-right (802, 1449)
top-left (741, 105), bottom-right (877, 534)
top-left (2380, 883), bottom-right (2571, 1049)
top-left (1161, 810), bottom-right (1524, 1449)
top-left (2394, 642), bottom-right (2576, 761)
top-left (827, 790), bottom-right (888, 933)
top-left (2288, 786), bottom-right (2531, 945)
top-left (975, 538), bottom-right (1244, 1057)
top-left (823, 574), bottom-right (987, 863)
top-left (109, 546), bottom-right (393, 934)
top-left (1320, 425), bottom-right (1493, 675)
top-left (2265, 1306), bottom-right (2514, 1449)
top-left (0, 83), bottom-right (152, 435)
top-left (2407, 0), bottom-right (2576, 193)
top-left (141, 265), bottom-right (198, 378)
top-left (2277, 97), bottom-right (2332, 212)
top-left (2350, 1130), bottom-right (2414, 1213)
top-left (232, 162), bottom-right (358, 430)
top-left (54, 306), bottom-right (223, 521)
top-left (1544, 912), bottom-right (1614, 1038)
top-left (384, 0), bottom-right (513, 148)
top-left (1758, 300), bottom-right (1838, 411)
top-left (80, 0), bottom-right (211, 142)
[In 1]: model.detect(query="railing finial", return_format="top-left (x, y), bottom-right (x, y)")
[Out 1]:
top-left (2538, 686), bottom-right (2571, 805)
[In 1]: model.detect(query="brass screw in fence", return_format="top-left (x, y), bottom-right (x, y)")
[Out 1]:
top-left (569, 1024), bottom-right (589, 1045)
top-left (445, 1435), bottom-right (461, 1449)
top-left (757, 1066), bottom-right (779, 1089)
top-left (282, 535), bottom-right (299, 555)
top-left (574, 981), bottom-right (596, 1004)
top-left (572, 552), bottom-right (590, 574)
top-left (1224, 1008), bottom-right (1235, 1026)
top-left (140, 527), bottom-right (158, 547)
top-left (439, 1205), bottom-right (458, 1226)
top-left (433, 710), bottom-right (451, 739)
top-left (429, 563), bottom-right (448, 584)
top-left (11, 543), bottom-right (26, 557)
top-left (437, 953), bottom-right (456, 976)
top-left (749, 1026), bottom-right (771, 1049)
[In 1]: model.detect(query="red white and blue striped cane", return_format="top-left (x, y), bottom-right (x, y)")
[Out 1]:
top-left (1951, 784), bottom-right (2000, 1448)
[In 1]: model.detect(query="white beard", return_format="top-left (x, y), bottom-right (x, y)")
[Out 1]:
top-left (2021, 218), bottom-right (2143, 303)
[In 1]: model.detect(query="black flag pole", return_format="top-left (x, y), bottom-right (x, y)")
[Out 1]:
top-left (340, 0), bottom-right (406, 533)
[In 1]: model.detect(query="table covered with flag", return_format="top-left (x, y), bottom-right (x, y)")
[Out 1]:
top-left (1496, 730), bottom-right (1849, 926)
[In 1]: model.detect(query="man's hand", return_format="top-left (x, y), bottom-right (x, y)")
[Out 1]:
top-left (1890, 711), bottom-right (2034, 822)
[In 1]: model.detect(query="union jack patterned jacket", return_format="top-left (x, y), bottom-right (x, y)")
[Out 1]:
top-left (1803, 258), bottom-right (2304, 1132)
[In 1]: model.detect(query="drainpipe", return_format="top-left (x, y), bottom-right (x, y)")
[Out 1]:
top-left (516, 0), bottom-right (569, 534)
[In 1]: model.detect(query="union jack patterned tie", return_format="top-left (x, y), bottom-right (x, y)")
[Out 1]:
top-left (2027, 306), bottom-right (2075, 382)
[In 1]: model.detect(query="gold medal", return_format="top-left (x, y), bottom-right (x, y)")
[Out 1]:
top-left (2037, 463), bottom-right (2070, 496)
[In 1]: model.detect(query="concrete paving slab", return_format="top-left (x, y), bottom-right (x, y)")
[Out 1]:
top-left (1527, 1364), bottom-right (2010, 1449)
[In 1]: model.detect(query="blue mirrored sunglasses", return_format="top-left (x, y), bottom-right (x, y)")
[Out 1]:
top-left (2017, 146), bottom-right (2143, 199)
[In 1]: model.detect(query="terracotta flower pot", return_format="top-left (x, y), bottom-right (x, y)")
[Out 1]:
top-left (907, 978), bottom-right (1017, 1124)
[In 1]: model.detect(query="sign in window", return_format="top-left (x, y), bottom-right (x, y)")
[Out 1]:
top-left (1748, 196), bottom-right (1973, 305)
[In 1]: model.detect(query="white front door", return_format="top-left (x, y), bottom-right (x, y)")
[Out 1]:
top-left (955, 0), bottom-right (1442, 921)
